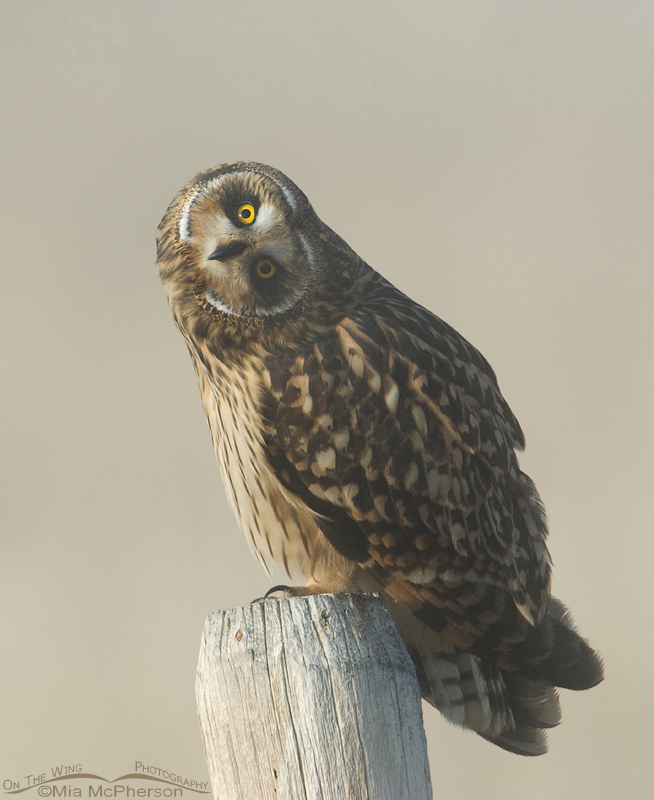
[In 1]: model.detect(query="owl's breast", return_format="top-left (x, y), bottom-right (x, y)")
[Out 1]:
top-left (192, 349), bottom-right (326, 580)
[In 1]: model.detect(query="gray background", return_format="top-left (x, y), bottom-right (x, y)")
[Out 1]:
top-left (2, 2), bottom-right (653, 798)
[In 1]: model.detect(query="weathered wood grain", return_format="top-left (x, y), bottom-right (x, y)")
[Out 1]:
top-left (196, 593), bottom-right (432, 800)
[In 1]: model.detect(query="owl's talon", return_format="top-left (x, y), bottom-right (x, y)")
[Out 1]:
top-left (250, 586), bottom-right (296, 603)
top-left (264, 584), bottom-right (298, 599)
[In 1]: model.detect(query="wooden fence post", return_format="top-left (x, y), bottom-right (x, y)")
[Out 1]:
top-left (196, 593), bottom-right (433, 800)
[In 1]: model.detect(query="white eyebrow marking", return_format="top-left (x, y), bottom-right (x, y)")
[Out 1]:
top-left (253, 202), bottom-right (279, 232)
top-left (179, 187), bottom-right (202, 240)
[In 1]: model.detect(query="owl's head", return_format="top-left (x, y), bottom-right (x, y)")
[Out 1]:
top-left (157, 162), bottom-right (367, 354)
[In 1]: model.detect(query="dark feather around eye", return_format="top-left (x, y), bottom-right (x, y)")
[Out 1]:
top-left (251, 257), bottom-right (280, 281)
top-left (220, 184), bottom-right (259, 226)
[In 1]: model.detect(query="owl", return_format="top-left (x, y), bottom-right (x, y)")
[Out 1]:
top-left (157, 161), bottom-right (603, 755)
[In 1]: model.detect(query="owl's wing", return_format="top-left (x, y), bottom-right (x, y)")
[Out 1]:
top-left (262, 281), bottom-right (551, 633)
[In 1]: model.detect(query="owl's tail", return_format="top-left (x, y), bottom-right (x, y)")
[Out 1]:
top-left (377, 576), bottom-right (603, 754)
top-left (414, 642), bottom-right (561, 756)
top-left (384, 598), bottom-right (560, 755)
top-left (518, 596), bottom-right (604, 691)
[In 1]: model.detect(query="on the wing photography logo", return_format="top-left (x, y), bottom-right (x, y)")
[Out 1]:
top-left (3, 764), bottom-right (210, 798)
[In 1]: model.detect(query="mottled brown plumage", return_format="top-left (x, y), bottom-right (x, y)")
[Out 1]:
top-left (157, 161), bottom-right (603, 755)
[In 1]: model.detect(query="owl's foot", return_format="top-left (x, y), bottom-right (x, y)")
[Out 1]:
top-left (252, 579), bottom-right (356, 603)
top-left (251, 583), bottom-right (338, 603)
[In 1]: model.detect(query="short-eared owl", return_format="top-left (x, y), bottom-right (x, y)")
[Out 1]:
top-left (157, 162), bottom-right (602, 755)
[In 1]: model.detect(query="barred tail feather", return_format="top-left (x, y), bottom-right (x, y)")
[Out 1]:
top-left (365, 572), bottom-right (601, 755)
top-left (412, 638), bottom-right (562, 756)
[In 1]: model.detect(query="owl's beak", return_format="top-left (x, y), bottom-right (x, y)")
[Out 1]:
top-left (207, 241), bottom-right (248, 261)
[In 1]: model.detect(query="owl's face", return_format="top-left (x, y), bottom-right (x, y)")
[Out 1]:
top-left (158, 162), bottom-right (365, 353)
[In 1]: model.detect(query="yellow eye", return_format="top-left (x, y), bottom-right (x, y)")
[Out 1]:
top-left (236, 203), bottom-right (256, 225)
top-left (255, 259), bottom-right (276, 279)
